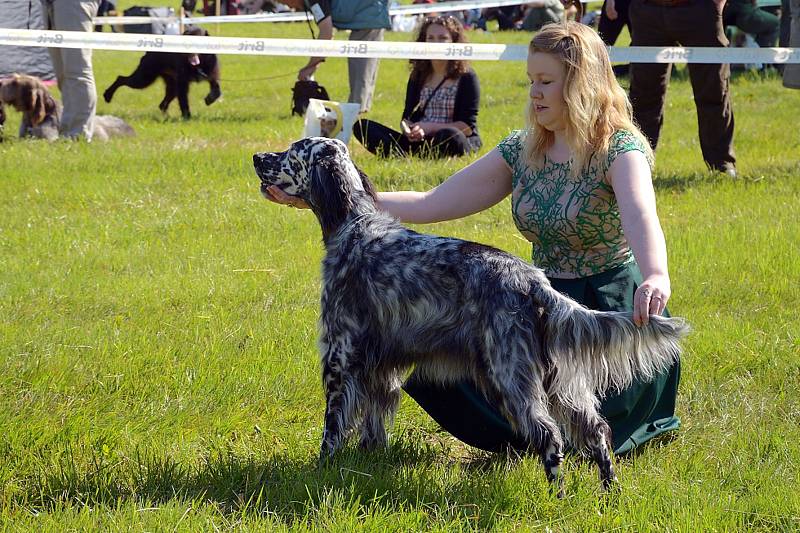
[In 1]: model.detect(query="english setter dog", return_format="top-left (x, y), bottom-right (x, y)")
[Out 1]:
top-left (253, 137), bottom-right (688, 491)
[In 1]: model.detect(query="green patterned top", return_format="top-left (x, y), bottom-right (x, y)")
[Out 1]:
top-left (497, 129), bottom-right (648, 278)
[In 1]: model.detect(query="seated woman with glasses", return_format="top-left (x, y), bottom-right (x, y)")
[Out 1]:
top-left (353, 16), bottom-right (482, 158)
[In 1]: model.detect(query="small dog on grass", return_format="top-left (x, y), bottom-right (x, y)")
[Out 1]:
top-left (103, 26), bottom-right (222, 119)
top-left (252, 137), bottom-right (689, 493)
top-left (0, 74), bottom-right (135, 141)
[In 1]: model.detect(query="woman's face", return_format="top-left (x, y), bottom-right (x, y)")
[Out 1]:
top-left (425, 23), bottom-right (453, 44)
top-left (527, 51), bottom-right (567, 132)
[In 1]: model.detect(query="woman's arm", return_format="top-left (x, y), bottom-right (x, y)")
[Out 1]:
top-left (298, 17), bottom-right (334, 80)
top-left (378, 148), bottom-right (512, 223)
top-left (609, 150), bottom-right (670, 326)
top-left (415, 120), bottom-right (472, 136)
top-left (263, 148), bottom-right (513, 223)
top-left (604, 0), bottom-right (618, 20)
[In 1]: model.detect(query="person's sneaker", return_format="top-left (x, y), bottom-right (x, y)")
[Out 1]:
top-left (709, 163), bottom-right (737, 178)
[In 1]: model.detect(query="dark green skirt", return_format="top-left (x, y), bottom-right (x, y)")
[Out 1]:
top-left (402, 261), bottom-right (681, 455)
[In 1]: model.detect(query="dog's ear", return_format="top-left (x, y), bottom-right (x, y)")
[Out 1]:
top-left (309, 160), bottom-right (350, 240)
top-left (21, 82), bottom-right (47, 126)
top-left (355, 164), bottom-right (378, 202)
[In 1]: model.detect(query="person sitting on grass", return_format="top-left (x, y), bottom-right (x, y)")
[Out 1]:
top-left (266, 22), bottom-right (680, 456)
top-left (352, 15), bottom-right (482, 158)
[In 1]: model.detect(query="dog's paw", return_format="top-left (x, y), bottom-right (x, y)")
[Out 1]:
top-left (102, 89), bottom-right (113, 103)
top-left (205, 91), bottom-right (221, 106)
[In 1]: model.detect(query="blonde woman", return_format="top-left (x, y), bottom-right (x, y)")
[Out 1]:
top-left (265, 22), bottom-right (680, 455)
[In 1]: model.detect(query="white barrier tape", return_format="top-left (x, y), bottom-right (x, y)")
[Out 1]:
top-left (93, 0), bottom-right (534, 26)
top-left (2, 29), bottom-right (799, 64)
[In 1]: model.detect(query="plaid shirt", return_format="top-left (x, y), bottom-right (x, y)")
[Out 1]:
top-left (419, 82), bottom-right (459, 124)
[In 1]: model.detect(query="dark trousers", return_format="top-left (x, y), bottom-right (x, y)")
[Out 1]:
top-left (353, 119), bottom-right (481, 158)
top-left (598, 0), bottom-right (632, 45)
top-left (598, 0), bottom-right (633, 76)
top-left (628, 0), bottom-right (736, 172)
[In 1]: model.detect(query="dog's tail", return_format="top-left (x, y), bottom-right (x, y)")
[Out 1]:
top-left (533, 283), bottom-right (688, 409)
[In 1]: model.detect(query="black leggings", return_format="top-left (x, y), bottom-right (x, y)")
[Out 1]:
top-left (353, 119), bottom-right (481, 158)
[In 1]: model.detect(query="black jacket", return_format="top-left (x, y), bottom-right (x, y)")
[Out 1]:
top-left (402, 69), bottom-right (480, 137)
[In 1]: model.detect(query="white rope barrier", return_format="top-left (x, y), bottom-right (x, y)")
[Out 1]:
top-left (93, 0), bottom-right (537, 26)
top-left (1, 29), bottom-right (799, 64)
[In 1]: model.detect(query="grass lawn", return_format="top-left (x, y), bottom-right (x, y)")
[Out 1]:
top-left (1, 15), bottom-right (799, 531)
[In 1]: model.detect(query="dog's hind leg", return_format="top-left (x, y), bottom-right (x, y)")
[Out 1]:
top-left (177, 78), bottom-right (192, 119)
top-left (483, 318), bottom-right (566, 494)
top-left (488, 366), bottom-right (566, 494)
top-left (358, 371), bottom-right (401, 450)
top-left (552, 394), bottom-right (617, 490)
top-left (159, 82), bottom-right (177, 114)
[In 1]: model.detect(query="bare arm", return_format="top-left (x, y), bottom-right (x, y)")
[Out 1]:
top-left (415, 120), bottom-right (472, 137)
top-left (609, 150), bottom-right (670, 326)
top-left (377, 148), bottom-right (512, 223)
top-left (299, 17), bottom-right (334, 80)
top-left (263, 149), bottom-right (513, 223)
top-left (605, 0), bottom-right (618, 20)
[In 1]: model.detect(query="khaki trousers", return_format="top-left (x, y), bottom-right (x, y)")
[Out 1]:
top-left (347, 28), bottom-right (383, 113)
top-left (41, 0), bottom-right (99, 140)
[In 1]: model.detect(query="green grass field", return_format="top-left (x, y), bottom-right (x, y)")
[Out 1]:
top-left (1, 16), bottom-right (799, 531)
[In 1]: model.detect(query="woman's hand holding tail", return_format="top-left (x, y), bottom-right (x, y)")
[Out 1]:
top-left (633, 275), bottom-right (670, 326)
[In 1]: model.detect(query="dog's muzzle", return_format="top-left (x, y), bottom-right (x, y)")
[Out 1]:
top-left (253, 152), bottom-right (285, 197)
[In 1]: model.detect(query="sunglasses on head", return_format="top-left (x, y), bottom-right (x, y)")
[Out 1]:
top-left (425, 15), bottom-right (458, 25)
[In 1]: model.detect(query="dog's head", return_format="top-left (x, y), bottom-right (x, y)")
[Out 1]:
top-left (253, 137), bottom-right (377, 238)
top-left (182, 25), bottom-right (210, 37)
top-left (0, 74), bottom-right (53, 126)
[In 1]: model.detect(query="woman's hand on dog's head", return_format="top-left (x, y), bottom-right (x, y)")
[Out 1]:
top-left (263, 185), bottom-right (310, 209)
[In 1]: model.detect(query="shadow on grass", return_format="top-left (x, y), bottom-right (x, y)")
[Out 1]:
top-left (20, 437), bottom-right (530, 528)
top-left (652, 170), bottom-right (727, 192)
top-left (653, 166), bottom-right (799, 192)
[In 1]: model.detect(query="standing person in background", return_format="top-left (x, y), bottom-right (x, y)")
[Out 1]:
top-left (265, 22), bottom-right (682, 457)
top-left (520, 0), bottom-right (566, 31)
top-left (282, 0), bottom-right (390, 113)
top-left (627, 0), bottom-right (737, 177)
top-left (784, 0), bottom-right (800, 88)
top-left (353, 16), bottom-right (482, 158)
top-left (598, 0), bottom-right (633, 76)
top-left (41, 0), bottom-right (100, 141)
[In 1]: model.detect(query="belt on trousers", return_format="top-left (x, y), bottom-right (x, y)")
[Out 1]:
top-left (645, 0), bottom-right (691, 6)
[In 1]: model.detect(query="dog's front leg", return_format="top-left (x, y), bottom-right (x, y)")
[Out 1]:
top-left (205, 79), bottom-right (221, 106)
top-left (358, 372), bottom-right (401, 450)
top-left (177, 78), bottom-right (192, 119)
top-left (319, 338), bottom-right (363, 462)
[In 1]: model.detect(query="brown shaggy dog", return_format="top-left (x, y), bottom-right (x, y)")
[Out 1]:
top-left (0, 74), bottom-right (135, 141)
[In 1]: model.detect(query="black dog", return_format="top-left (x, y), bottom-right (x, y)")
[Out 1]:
top-left (103, 27), bottom-right (221, 119)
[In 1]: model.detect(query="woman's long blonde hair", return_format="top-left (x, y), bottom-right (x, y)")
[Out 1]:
top-left (523, 22), bottom-right (653, 176)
